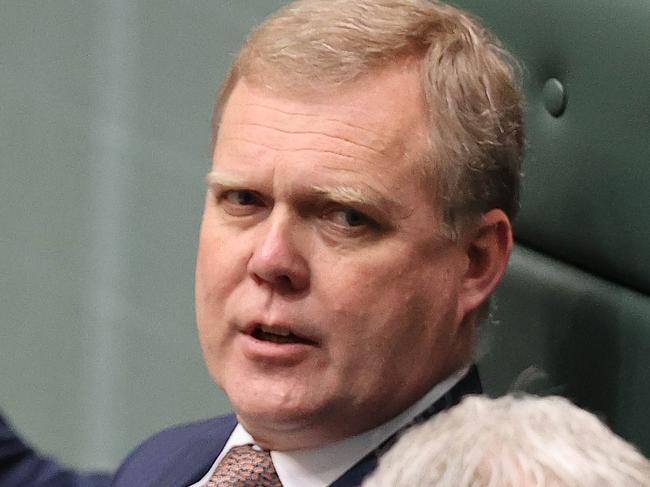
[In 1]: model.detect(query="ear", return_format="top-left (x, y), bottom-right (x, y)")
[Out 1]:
top-left (456, 209), bottom-right (513, 319)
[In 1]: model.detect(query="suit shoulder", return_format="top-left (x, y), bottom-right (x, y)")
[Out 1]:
top-left (133, 415), bottom-right (236, 452)
top-left (112, 414), bottom-right (236, 485)
top-left (0, 413), bottom-right (111, 487)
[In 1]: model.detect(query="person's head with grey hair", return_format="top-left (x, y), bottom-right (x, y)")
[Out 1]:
top-left (363, 395), bottom-right (650, 487)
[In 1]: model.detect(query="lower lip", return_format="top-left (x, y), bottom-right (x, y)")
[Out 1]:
top-left (238, 333), bottom-right (317, 364)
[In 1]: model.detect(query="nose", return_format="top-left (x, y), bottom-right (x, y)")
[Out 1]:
top-left (247, 210), bottom-right (310, 293)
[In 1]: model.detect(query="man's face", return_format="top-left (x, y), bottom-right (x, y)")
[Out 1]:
top-left (196, 63), bottom-right (472, 449)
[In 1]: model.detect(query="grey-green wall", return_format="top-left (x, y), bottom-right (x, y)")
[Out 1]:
top-left (1, 0), bottom-right (288, 470)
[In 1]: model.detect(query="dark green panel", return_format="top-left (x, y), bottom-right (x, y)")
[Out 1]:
top-left (481, 246), bottom-right (650, 455)
top-left (453, 0), bottom-right (650, 293)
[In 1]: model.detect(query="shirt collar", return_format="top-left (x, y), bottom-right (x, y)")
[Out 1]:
top-left (190, 366), bottom-right (469, 487)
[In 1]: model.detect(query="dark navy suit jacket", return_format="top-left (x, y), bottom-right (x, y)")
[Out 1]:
top-left (112, 366), bottom-right (482, 487)
top-left (0, 414), bottom-right (111, 487)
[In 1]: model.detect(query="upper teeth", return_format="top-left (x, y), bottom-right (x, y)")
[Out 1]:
top-left (260, 325), bottom-right (291, 336)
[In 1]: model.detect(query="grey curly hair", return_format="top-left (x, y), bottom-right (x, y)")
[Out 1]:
top-left (363, 395), bottom-right (650, 486)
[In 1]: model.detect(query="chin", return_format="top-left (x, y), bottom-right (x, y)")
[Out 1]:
top-left (236, 405), bottom-right (322, 449)
top-left (233, 392), bottom-right (317, 425)
top-left (230, 388), bottom-right (330, 435)
top-left (231, 390), bottom-right (367, 450)
top-left (238, 409), bottom-right (346, 451)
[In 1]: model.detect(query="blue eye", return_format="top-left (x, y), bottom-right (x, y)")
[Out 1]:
top-left (330, 208), bottom-right (373, 228)
top-left (218, 189), bottom-right (266, 217)
top-left (342, 209), bottom-right (367, 227)
top-left (225, 190), bottom-right (259, 206)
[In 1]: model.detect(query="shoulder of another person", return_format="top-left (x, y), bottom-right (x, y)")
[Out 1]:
top-left (111, 413), bottom-right (237, 487)
top-left (0, 412), bottom-right (112, 487)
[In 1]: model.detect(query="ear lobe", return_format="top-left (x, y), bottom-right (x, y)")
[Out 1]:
top-left (458, 209), bottom-right (513, 316)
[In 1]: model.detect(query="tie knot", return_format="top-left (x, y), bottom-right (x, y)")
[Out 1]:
top-left (208, 444), bottom-right (282, 486)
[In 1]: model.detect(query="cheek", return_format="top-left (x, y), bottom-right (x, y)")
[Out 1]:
top-left (323, 248), bottom-right (445, 306)
top-left (195, 234), bottom-right (222, 305)
top-left (196, 218), bottom-right (246, 286)
top-left (195, 231), bottom-right (241, 376)
top-left (314, 258), bottom-right (402, 346)
top-left (319, 250), bottom-right (460, 348)
top-left (195, 224), bottom-right (248, 332)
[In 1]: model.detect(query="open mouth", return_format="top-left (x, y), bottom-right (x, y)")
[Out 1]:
top-left (250, 324), bottom-right (316, 345)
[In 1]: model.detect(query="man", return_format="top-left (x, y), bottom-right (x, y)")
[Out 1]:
top-left (0, 413), bottom-right (111, 487)
top-left (362, 395), bottom-right (650, 486)
top-left (113, 0), bottom-right (523, 485)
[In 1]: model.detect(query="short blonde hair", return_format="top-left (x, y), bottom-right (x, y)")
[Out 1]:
top-left (212, 0), bottom-right (524, 238)
top-left (363, 395), bottom-right (650, 486)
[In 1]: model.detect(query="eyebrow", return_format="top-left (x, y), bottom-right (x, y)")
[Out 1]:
top-left (206, 170), bottom-right (249, 188)
top-left (311, 184), bottom-right (389, 210)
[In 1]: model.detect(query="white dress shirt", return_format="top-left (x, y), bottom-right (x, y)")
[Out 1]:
top-left (189, 366), bottom-right (469, 487)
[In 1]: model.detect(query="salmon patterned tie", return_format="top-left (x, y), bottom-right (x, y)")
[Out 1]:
top-left (207, 444), bottom-right (283, 487)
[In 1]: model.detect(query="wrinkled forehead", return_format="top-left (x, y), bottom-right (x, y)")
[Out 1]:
top-left (216, 63), bottom-right (433, 167)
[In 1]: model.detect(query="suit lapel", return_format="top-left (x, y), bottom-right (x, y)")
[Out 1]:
top-left (152, 414), bottom-right (237, 487)
top-left (329, 365), bottom-right (482, 487)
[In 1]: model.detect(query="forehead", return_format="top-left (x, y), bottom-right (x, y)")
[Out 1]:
top-left (215, 62), bottom-right (431, 168)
